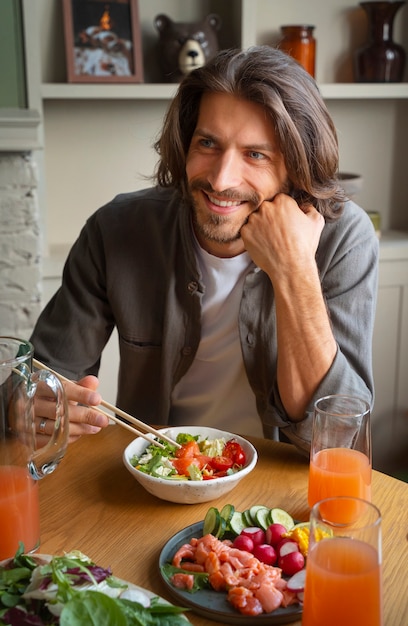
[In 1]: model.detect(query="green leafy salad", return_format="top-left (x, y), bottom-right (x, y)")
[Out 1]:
top-left (0, 545), bottom-right (189, 625)
top-left (130, 433), bottom-right (247, 481)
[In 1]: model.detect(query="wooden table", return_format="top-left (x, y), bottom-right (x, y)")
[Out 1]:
top-left (38, 425), bottom-right (408, 625)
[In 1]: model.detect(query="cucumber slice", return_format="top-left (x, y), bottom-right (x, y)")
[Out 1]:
top-left (220, 503), bottom-right (235, 525)
top-left (269, 507), bottom-right (295, 530)
top-left (242, 508), bottom-right (254, 526)
top-left (203, 507), bottom-right (221, 536)
top-left (215, 516), bottom-right (227, 539)
top-left (229, 511), bottom-right (248, 536)
top-left (255, 507), bottom-right (272, 531)
top-left (248, 505), bottom-right (270, 525)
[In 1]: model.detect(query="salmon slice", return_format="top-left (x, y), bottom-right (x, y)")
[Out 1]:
top-left (228, 586), bottom-right (264, 616)
top-left (253, 581), bottom-right (283, 613)
top-left (172, 543), bottom-right (197, 568)
top-left (170, 572), bottom-right (195, 590)
top-left (170, 533), bottom-right (298, 616)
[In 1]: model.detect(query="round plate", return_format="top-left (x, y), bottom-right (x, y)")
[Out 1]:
top-left (1, 554), bottom-right (191, 623)
top-left (159, 522), bottom-right (303, 625)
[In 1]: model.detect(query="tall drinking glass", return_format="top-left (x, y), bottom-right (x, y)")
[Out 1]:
top-left (302, 496), bottom-right (382, 626)
top-left (308, 394), bottom-right (371, 522)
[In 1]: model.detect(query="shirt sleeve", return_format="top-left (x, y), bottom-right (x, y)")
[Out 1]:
top-left (262, 202), bottom-right (379, 455)
top-left (30, 213), bottom-right (114, 380)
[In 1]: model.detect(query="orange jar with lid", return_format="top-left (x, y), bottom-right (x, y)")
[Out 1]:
top-left (279, 25), bottom-right (316, 77)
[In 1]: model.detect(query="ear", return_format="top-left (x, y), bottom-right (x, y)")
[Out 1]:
top-left (154, 14), bottom-right (173, 34)
top-left (205, 13), bottom-right (222, 32)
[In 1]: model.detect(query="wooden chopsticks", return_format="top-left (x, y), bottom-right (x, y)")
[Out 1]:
top-left (33, 359), bottom-right (180, 448)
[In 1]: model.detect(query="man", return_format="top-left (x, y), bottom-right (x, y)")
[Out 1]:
top-left (30, 46), bottom-right (379, 454)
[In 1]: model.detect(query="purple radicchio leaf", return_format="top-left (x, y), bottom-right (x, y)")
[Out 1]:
top-left (66, 565), bottom-right (112, 584)
top-left (3, 606), bottom-right (46, 626)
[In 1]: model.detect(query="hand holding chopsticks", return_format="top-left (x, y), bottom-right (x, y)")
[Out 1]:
top-left (33, 359), bottom-right (180, 448)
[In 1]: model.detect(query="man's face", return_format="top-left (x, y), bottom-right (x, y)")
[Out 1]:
top-left (186, 92), bottom-right (289, 258)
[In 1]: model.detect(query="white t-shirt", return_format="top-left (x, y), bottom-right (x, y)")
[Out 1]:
top-left (171, 241), bottom-right (263, 437)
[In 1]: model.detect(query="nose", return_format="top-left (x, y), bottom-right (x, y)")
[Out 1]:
top-left (207, 150), bottom-right (242, 191)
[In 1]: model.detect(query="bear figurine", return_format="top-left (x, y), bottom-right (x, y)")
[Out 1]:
top-left (154, 13), bottom-right (222, 82)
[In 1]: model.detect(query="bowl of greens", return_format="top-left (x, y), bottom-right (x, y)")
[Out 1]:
top-left (123, 426), bottom-right (258, 504)
top-left (0, 548), bottom-right (190, 625)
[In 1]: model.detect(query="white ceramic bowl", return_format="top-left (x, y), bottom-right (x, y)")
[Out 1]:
top-left (123, 426), bottom-right (258, 504)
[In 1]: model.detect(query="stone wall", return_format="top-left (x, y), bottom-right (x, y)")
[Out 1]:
top-left (0, 152), bottom-right (41, 339)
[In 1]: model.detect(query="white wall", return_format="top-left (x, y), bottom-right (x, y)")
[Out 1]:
top-left (43, 99), bottom-right (166, 248)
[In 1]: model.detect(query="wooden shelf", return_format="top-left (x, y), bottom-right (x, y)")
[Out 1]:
top-left (41, 83), bottom-right (178, 100)
top-left (41, 82), bottom-right (408, 101)
top-left (320, 83), bottom-right (408, 100)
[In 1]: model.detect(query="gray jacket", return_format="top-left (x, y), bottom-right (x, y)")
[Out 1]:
top-left (31, 187), bottom-right (379, 454)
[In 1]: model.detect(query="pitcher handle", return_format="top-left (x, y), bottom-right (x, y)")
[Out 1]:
top-left (29, 369), bottom-right (69, 479)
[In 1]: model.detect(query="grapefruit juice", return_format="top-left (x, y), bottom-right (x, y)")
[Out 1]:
top-left (0, 465), bottom-right (40, 560)
top-left (308, 447), bottom-right (371, 513)
top-left (302, 537), bottom-right (382, 626)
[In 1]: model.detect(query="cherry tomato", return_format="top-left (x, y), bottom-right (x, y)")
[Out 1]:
top-left (209, 455), bottom-right (234, 472)
top-left (224, 440), bottom-right (246, 466)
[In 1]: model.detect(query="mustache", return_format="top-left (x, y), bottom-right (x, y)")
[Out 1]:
top-left (189, 179), bottom-right (261, 206)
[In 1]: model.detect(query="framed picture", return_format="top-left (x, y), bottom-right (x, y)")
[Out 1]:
top-left (62, 0), bottom-right (144, 83)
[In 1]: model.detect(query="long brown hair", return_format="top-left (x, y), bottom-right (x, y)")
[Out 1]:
top-left (154, 46), bottom-right (345, 219)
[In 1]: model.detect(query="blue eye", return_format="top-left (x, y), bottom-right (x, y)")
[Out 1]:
top-left (249, 151), bottom-right (264, 160)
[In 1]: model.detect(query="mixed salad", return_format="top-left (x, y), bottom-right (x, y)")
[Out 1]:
top-left (0, 545), bottom-right (188, 625)
top-left (130, 433), bottom-right (247, 481)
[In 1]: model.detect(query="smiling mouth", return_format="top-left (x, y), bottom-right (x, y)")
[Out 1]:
top-left (207, 194), bottom-right (244, 209)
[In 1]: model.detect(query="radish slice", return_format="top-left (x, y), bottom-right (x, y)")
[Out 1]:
top-left (297, 591), bottom-right (305, 603)
top-left (286, 568), bottom-right (306, 592)
top-left (241, 527), bottom-right (266, 545)
top-left (277, 539), bottom-right (299, 558)
top-left (279, 551), bottom-right (305, 576)
top-left (252, 543), bottom-right (277, 566)
top-left (232, 534), bottom-right (254, 553)
top-left (265, 523), bottom-right (287, 547)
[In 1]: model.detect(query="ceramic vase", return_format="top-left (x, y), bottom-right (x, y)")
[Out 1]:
top-left (355, 1), bottom-right (406, 82)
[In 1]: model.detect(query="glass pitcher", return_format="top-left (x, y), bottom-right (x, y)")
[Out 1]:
top-left (0, 337), bottom-right (69, 560)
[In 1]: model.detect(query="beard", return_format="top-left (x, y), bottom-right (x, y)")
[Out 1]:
top-left (192, 208), bottom-right (244, 244)
top-left (188, 180), bottom-right (261, 245)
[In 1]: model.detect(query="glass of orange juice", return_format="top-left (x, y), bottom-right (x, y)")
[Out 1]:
top-left (302, 496), bottom-right (382, 626)
top-left (308, 394), bottom-right (371, 522)
top-left (0, 337), bottom-right (69, 560)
